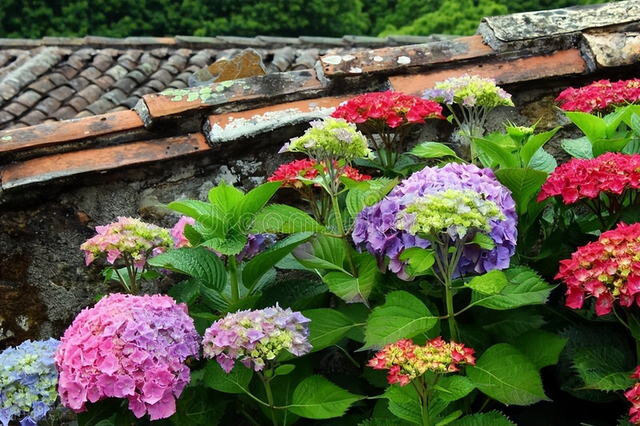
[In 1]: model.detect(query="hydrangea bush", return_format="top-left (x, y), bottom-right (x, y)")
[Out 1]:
top-left (555, 78), bottom-right (640, 113)
top-left (0, 339), bottom-right (60, 426)
top-left (55, 293), bottom-right (199, 421)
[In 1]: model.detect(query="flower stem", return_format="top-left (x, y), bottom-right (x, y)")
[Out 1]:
top-left (258, 371), bottom-right (279, 426)
top-left (330, 192), bottom-right (358, 278)
top-left (229, 255), bottom-right (240, 303)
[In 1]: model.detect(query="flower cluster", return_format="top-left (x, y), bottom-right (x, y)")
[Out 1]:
top-left (423, 74), bottom-right (513, 109)
top-left (267, 158), bottom-right (371, 188)
top-left (626, 366), bottom-right (640, 424)
top-left (280, 117), bottom-right (373, 163)
top-left (397, 188), bottom-right (505, 240)
top-left (353, 162), bottom-right (517, 280)
top-left (202, 304), bottom-right (312, 373)
top-left (556, 222), bottom-right (640, 316)
top-left (555, 78), bottom-right (640, 113)
top-left (331, 91), bottom-right (444, 128)
top-left (55, 293), bottom-right (200, 420)
top-left (537, 152), bottom-right (640, 205)
top-left (0, 339), bottom-right (60, 426)
top-left (368, 337), bottom-right (475, 386)
top-left (81, 216), bottom-right (173, 268)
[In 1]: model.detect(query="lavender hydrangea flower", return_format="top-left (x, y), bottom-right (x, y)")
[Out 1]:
top-left (352, 162), bottom-right (517, 280)
top-left (55, 293), bottom-right (200, 421)
top-left (202, 304), bottom-right (312, 373)
top-left (0, 338), bottom-right (60, 426)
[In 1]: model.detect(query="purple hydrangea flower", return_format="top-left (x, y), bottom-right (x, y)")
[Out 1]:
top-left (55, 293), bottom-right (200, 421)
top-left (0, 339), bottom-right (60, 426)
top-left (202, 304), bottom-right (312, 373)
top-left (352, 162), bottom-right (517, 280)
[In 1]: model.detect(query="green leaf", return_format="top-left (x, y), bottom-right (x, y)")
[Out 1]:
top-left (566, 111), bottom-right (606, 142)
top-left (207, 181), bottom-right (244, 217)
top-left (202, 228), bottom-right (247, 256)
top-left (346, 177), bottom-right (396, 218)
top-left (470, 232), bottom-right (494, 250)
top-left (302, 308), bottom-right (359, 353)
top-left (467, 343), bottom-right (549, 406)
top-left (561, 136), bottom-right (594, 159)
top-left (573, 345), bottom-right (636, 392)
top-left (288, 375), bottom-right (362, 419)
top-left (274, 364), bottom-right (296, 377)
top-left (410, 142), bottom-right (460, 159)
top-left (237, 181), bottom-right (281, 222)
top-left (449, 411), bottom-right (516, 426)
top-left (527, 148), bottom-right (557, 174)
top-left (465, 270), bottom-right (509, 295)
top-left (434, 375), bottom-right (476, 402)
top-left (167, 277), bottom-right (201, 305)
top-left (251, 204), bottom-right (326, 234)
top-left (480, 309), bottom-right (546, 342)
top-left (469, 266), bottom-right (556, 310)
top-left (242, 232), bottom-right (312, 291)
top-left (399, 247), bottom-right (435, 276)
top-left (167, 199), bottom-right (226, 239)
top-left (474, 137), bottom-right (518, 168)
top-left (511, 329), bottom-right (567, 370)
top-left (383, 385), bottom-right (423, 425)
top-left (148, 247), bottom-right (227, 292)
top-left (169, 385), bottom-right (227, 426)
top-left (292, 234), bottom-right (347, 273)
top-left (203, 359), bottom-right (253, 394)
top-left (520, 126), bottom-right (560, 167)
top-left (494, 168), bottom-right (548, 216)
top-left (592, 137), bottom-right (632, 157)
top-left (364, 290), bottom-right (437, 349)
top-left (323, 253), bottom-right (379, 305)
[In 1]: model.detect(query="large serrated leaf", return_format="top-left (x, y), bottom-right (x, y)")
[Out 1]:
top-left (203, 359), bottom-right (253, 394)
top-left (383, 385), bottom-right (423, 425)
top-left (292, 234), bottom-right (347, 273)
top-left (494, 168), bottom-right (548, 216)
top-left (288, 375), bottom-right (362, 419)
top-left (302, 308), bottom-right (359, 353)
top-left (207, 181), bottom-right (244, 217)
top-left (467, 343), bottom-right (549, 406)
top-left (592, 137), bottom-right (632, 157)
top-left (323, 253), bottom-right (378, 305)
top-left (573, 345), bottom-right (635, 392)
top-left (565, 111), bottom-right (606, 142)
top-left (167, 199), bottom-right (226, 239)
top-left (251, 204), bottom-right (326, 234)
top-left (528, 148), bottom-right (557, 173)
top-left (465, 270), bottom-right (509, 295)
top-left (201, 227), bottom-right (247, 256)
top-left (511, 329), bottom-right (567, 370)
top-left (469, 266), bottom-right (556, 310)
top-left (148, 247), bottom-right (227, 292)
top-left (561, 137), bottom-right (593, 159)
top-left (237, 180), bottom-right (281, 223)
top-left (242, 232), bottom-right (312, 291)
top-left (434, 375), bottom-right (476, 402)
top-left (364, 290), bottom-right (438, 349)
top-left (474, 137), bottom-right (518, 168)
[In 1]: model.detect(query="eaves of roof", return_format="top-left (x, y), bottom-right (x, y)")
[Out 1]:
top-left (0, 0), bottom-right (638, 205)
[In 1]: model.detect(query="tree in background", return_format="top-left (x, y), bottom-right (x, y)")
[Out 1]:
top-left (0, 0), bottom-right (619, 39)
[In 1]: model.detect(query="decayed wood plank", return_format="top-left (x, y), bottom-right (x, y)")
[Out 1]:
top-left (389, 49), bottom-right (587, 95)
top-left (1, 133), bottom-right (209, 191)
top-left (0, 110), bottom-right (145, 154)
top-left (320, 35), bottom-right (494, 78)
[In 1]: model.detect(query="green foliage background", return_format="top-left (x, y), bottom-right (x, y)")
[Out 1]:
top-left (0, 0), bottom-right (619, 39)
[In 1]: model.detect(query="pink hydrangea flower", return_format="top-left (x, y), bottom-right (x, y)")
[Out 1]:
top-left (170, 216), bottom-right (196, 248)
top-left (202, 304), bottom-right (311, 373)
top-left (55, 294), bottom-right (200, 421)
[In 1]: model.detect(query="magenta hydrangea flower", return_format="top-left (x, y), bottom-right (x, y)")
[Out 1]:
top-left (202, 304), bottom-right (312, 373)
top-left (352, 162), bottom-right (517, 280)
top-left (55, 293), bottom-right (200, 421)
top-left (170, 216), bottom-right (195, 248)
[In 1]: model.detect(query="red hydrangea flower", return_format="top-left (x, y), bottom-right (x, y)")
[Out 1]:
top-left (268, 159), bottom-right (371, 188)
top-left (626, 366), bottom-right (640, 424)
top-left (537, 152), bottom-right (640, 205)
top-left (556, 222), bottom-right (640, 316)
top-left (555, 78), bottom-right (640, 113)
top-left (332, 91), bottom-right (444, 128)
top-left (367, 337), bottom-right (475, 386)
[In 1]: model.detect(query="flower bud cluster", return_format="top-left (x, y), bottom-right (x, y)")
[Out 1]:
top-left (368, 337), bottom-right (475, 386)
